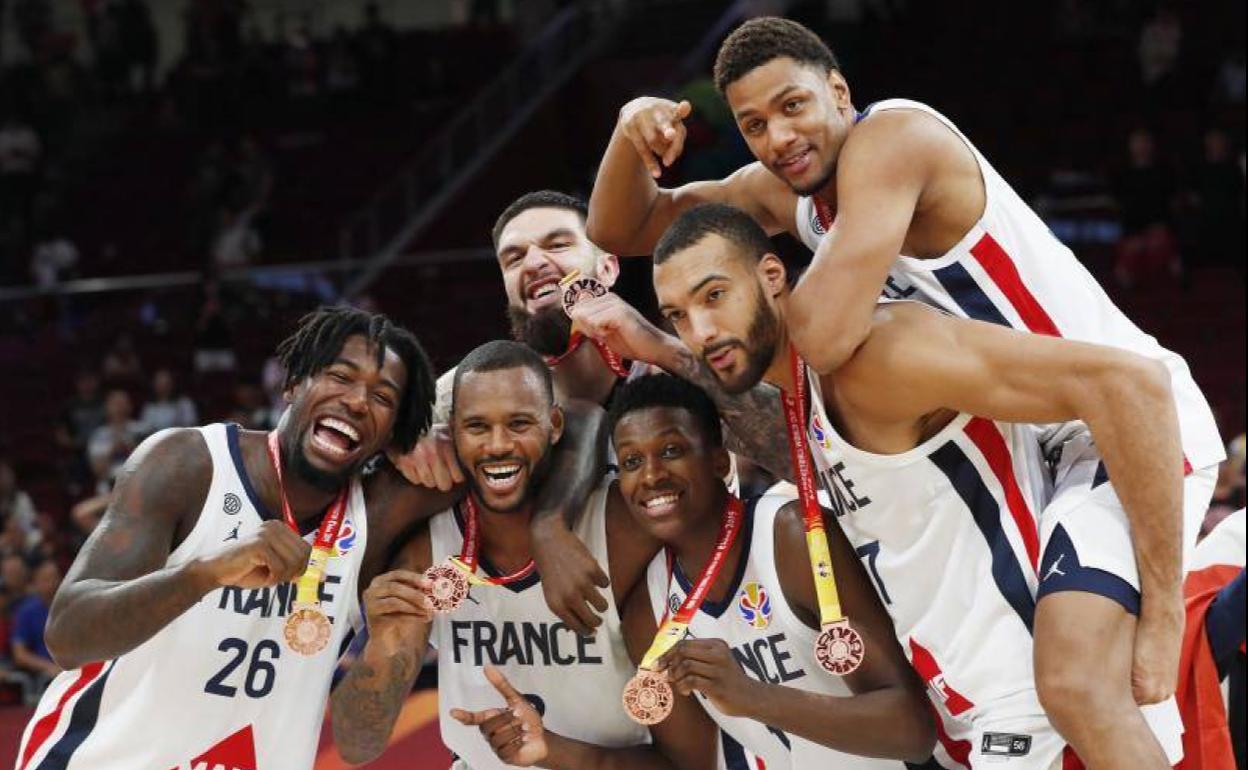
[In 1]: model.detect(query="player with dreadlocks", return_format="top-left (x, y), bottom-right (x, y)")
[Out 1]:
top-left (17, 306), bottom-right (447, 770)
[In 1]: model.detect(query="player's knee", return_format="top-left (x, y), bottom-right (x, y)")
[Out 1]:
top-left (1036, 656), bottom-right (1129, 729)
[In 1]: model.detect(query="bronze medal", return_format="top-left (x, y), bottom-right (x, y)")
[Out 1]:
top-left (622, 669), bottom-right (674, 725)
top-left (424, 560), bottom-right (471, 614)
top-left (284, 606), bottom-right (332, 656)
top-left (814, 619), bottom-right (865, 676)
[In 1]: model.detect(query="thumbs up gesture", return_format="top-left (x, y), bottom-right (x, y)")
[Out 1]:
top-left (618, 97), bottom-right (694, 178)
top-left (450, 666), bottom-right (548, 766)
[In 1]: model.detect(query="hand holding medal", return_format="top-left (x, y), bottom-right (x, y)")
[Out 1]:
top-left (782, 348), bottom-right (866, 676)
top-left (624, 497), bottom-right (745, 725)
top-left (266, 432), bottom-right (349, 657)
top-left (423, 495), bottom-right (537, 614)
top-left (542, 269), bottom-right (631, 378)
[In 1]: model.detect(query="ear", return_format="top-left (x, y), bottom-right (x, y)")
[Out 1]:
top-left (711, 446), bottom-right (732, 480)
top-left (596, 252), bottom-right (621, 289)
top-left (548, 405), bottom-right (566, 445)
top-left (827, 69), bottom-right (852, 109)
top-left (757, 253), bottom-right (788, 299)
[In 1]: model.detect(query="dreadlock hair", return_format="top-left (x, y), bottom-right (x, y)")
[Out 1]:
top-left (492, 190), bottom-right (589, 249)
top-left (608, 374), bottom-right (723, 449)
top-left (653, 202), bottom-right (773, 266)
top-left (452, 340), bottom-right (554, 408)
top-left (713, 17), bottom-right (840, 95)
top-left (276, 306), bottom-right (435, 452)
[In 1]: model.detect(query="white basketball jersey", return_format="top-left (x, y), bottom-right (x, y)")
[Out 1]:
top-left (429, 482), bottom-right (648, 769)
top-left (17, 423), bottom-right (367, 770)
top-left (644, 495), bottom-right (903, 770)
top-left (803, 371), bottom-right (1058, 760)
top-left (793, 98), bottom-right (1223, 471)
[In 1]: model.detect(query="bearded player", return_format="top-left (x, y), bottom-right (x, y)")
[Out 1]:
top-left (588, 19), bottom-right (1222, 767)
top-left (393, 190), bottom-right (794, 636)
top-left (331, 341), bottom-right (716, 770)
top-left (633, 203), bottom-right (1205, 769)
top-left (17, 307), bottom-right (444, 770)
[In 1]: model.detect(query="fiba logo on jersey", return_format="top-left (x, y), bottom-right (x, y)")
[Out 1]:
top-left (334, 520), bottom-right (357, 556)
top-left (809, 208), bottom-right (827, 236)
top-left (668, 593), bottom-right (681, 615)
top-left (809, 415), bottom-right (833, 450)
top-left (223, 493), bottom-right (242, 515)
top-left (736, 582), bottom-right (772, 630)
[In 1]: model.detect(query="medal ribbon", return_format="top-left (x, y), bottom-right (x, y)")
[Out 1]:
top-left (266, 431), bottom-right (348, 607)
top-left (781, 347), bottom-right (847, 628)
top-left (638, 496), bottom-right (745, 671)
top-left (448, 494), bottom-right (537, 586)
top-left (542, 331), bottom-right (631, 378)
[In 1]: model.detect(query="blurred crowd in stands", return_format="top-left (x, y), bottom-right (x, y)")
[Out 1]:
top-left (0, 0), bottom-right (1243, 705)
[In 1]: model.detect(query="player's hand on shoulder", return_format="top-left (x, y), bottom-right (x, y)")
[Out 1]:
top-left (197, 519), bottom-right (312, 589)
top-left (618, 96), bottom-right (693, 178)
top-left (451, 666), bottom-right (548, 766)
top-left (363, 569), bottom-right (435, 648)
top-left (532, 519), bottom-right (609, 636)
top-left (387, 423), bottom-right (464, 492)
top-left (657, 638), bottom-right (762, 719)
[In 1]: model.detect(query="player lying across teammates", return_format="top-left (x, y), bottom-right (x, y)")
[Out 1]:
top-left (16, 13), bottom-right (1239, 770)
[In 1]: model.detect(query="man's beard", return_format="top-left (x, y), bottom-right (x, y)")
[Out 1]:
top-left (703, 287), bottom-right (781, 395)
top-left (508, 304), bottom-right (573, 357)
top-left (782, 158), bottom-right (836, 197)
top-left (289, 435), bottom-right (356, 492)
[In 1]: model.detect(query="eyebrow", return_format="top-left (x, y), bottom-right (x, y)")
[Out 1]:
top-left (497, 228), bottom-right (580, 260)
top-left (332, 357), bottom-right (402, 394)
top-left (657, 272), bottom-right (730, 314)
top-left (735, 85), bottom-right (804, 119)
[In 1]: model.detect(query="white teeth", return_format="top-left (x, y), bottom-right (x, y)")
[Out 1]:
top-left (644, 493), bottom-right (680, 509)
top-left (482, 464), bottom-right (521, 479)
top-left (319, 417), bottom-right (360, 442)
top-left (311, 431), bottom-right (350, 457)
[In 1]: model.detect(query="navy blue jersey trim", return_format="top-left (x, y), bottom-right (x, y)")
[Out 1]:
top-left (933, 262), bottom-right (1012, 328)
top-left (1037, 524), bottom-right (1140, 615)
top-left (673, 497), bottom-right (758, 619)
top-left (227, 422), bottom-right (278, 521)
top-left (929, 441), bottom-right (1036, 632)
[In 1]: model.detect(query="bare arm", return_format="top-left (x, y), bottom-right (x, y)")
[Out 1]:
top-left (587, 97), bottom-right (790, 256)
top-left (46, 429), bottom-right (311, 669)
top-left (787, 112), bottom-right (937, 373)
top-left (856, 303), bottom-right (1186, 696)
top-left (756, 501), bottom-right (933, 760)
top-left (331, 525), bottom-right (435, 764)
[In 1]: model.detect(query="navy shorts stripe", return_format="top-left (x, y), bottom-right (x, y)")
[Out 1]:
top-left (933, 262), bottom-right (1013, 328)
top-left (721, 732), bottom-right (751, 770)
top-left (1037, 524), bottom-right (1140, 615)
top-left (34, 663), bottom-right (114, 770)
top-left (929, 441), bottom-right (1036, 633)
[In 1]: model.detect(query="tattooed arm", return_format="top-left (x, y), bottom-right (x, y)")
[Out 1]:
top-left (45, 429), bottom-right (311, 669)
top-left (568, 293), bottom-right (793, 481)
top-left (331, 524), bottom-right (435, 764)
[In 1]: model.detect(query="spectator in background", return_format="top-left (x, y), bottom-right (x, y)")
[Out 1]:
top-left (0, 461), bottom-right (40, 553)
top-left (1113, 127), bottom-right (1181, 288)
top-left (0, 114), bottom-right (43, 240)
top-left (55, 369), bottom-right (105, 461)
top-left (70, 452), bottom-right (114, 536)
top-left (1191, 128), bottom-right (1245, 272)
top-left (210, 206), bottom-right (262, 268)
top-left (357, 1), bottom-right (397, 102)
top-left (139, 367), bottom-right (198, 434)
top-left (1203, 434), bottom-right (1246, 538)
top-left (193, 280), bottom-right (237, 373)
top-left (119, 0), bottom-right (158, 94)
top-left (10, 560), bottom-right (62, 685)
top-left (1216, 50), bottom-right (1245, 105)
top-left (0, 555), bottom-right (30, 616)
top-left (29, 224), bottom-right (79, 288)
top-left (101, 333), bottom-right (144, 386)
top-left (86, 389), bottom-right (143, 479)
top-left (1138, 7), bottom-right (1182, 88)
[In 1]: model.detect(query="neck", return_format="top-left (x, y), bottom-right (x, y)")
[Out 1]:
top-left (668, 486), bottom-right (739, 601)
top-left (551, 338), bottom-right (617, 405)
top-left (474, 494), bottom-right (535, 573)
top-left (252, 431), bottom-right (342, 526)
top-left (761, 322), bottom-right (795, 393)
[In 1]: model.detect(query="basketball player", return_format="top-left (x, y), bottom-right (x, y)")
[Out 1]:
top-left (640, 203), bottom-right (1201, 768)
top-left (393, 190), bottom-right (794, 636)
top-left (613, 373), bottom-right (932, 768)
top-left (587, 17), bottom-right (1222, 766)
top-left (331, 341), bottom-right (715, 769)
top-left (16, 307), bottom-right (443, 770)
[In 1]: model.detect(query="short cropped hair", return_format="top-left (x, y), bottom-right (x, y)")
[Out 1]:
top-left (492, 190), bottom-right (588, 249)
top-left (276, 306), bottom-right (435, 452)
top-left (714, 17), bottom-right (840, 94)
top-left (452, 340), bottom-right (555, 407)
top-left (653, 202), bottom-right (772, 266)
top-left (608, 374), bottom-right (723, 448)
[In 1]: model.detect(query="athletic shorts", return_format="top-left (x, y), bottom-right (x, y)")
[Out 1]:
top-left (931, 708), bottom-right (1065, 769)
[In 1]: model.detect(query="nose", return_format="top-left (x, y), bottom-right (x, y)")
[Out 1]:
top-left (485, 424), bottom-right (514, 457)
top-left (688, 309), bottom-right (720, 349)
top-left (640, 453), bottom-right (669, 487)
top-left (768, 119), bottom-right (798, 153)
top-left (340, 382), bottom-right (368, 416)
